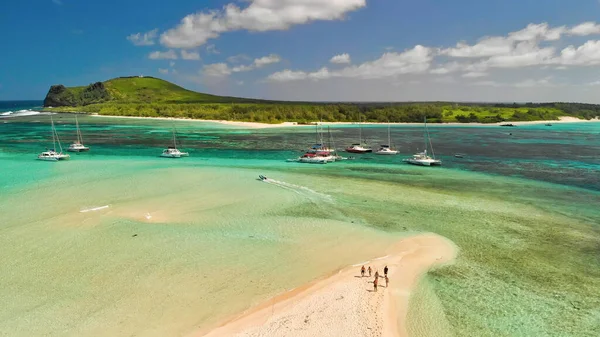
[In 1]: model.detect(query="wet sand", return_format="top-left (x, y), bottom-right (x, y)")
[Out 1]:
top-left (197, 234), bottom-right (457, 337)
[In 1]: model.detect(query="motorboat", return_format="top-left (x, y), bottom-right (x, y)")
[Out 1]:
top-left (67, 115), bottom-right (90, 152)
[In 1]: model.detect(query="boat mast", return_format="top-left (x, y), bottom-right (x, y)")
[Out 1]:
top-left (328, 126), bottom-right (337, 155)
top-left (358, 114), bottom-right (363, 144)
top-left (50, 117), bottom-right (57, 151)
top-left (424, 117), bottom-right (436, 159)
top-left (172, 126), bottom-right (178, 150)
top-left (75, 115), bottom-right (83, 144)
top-left (387, 123), bottom-right (391, 147)
top-left (53, 117), bottom-right (64, 153)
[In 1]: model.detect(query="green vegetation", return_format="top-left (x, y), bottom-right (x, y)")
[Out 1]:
top-left (45, 77), bottom-right (600, 123)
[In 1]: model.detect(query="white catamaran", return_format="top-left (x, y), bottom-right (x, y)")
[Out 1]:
top-left (403, 117), bottom-right (441, 166)
top-left (67, 115), bottom-right (90, 152)
top-left (38, 117), bottom-right (71, 161)
top-left (161, 127), bottom-right (189, 158)
top-left (375, 123), bottom-right (399, 155)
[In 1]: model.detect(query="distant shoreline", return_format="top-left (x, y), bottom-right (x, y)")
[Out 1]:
top-left (87, 114), bottom-right (600, 129)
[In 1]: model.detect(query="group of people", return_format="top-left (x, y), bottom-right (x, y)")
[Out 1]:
top-left (360, 265), bottom-right (389, 292)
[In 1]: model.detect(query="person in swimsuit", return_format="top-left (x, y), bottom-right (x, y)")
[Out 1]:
top-left (384, 265), bottom-right (388, 277)
top-left (373, 276), bottom-right (378, 292)
top-left (368, 266), bottom-right (372, 277)
top-left (361, 265), bottom-right (365, 277)
top-left (374, 270), bottom-right (379, 280)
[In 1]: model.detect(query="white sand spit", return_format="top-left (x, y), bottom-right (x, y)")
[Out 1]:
top-left (195, 233), bottom-right (457, 337)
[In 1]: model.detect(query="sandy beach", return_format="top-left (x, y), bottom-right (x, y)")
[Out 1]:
top-left (86, 114), bottom-right (599, 129)
top-left (196, 234), bottom-right (457, 337)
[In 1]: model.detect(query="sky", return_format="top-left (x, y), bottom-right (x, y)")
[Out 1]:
top-left (2, 0), bottom-right (600, 102)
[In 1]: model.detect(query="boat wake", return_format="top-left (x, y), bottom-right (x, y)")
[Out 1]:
top-left (262, 178), bottom-right (334, 203)
top-left (80, 205), bottom-right (110, 213)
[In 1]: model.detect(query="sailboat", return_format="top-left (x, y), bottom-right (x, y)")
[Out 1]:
top-left (67, 115), bottom-right (90, 152)
top-left (161, 126), bottom-right (189, 158)
top-left (403, 117), bottom-right (441, 166)
top-left (294, 124), bottom-right (336, 164)
top-left (37, 117), bottom-right (71, 161)
top-left (345, 116), bottom-right (372, 153)
top-left (375, 124), bottom-right (399, 155)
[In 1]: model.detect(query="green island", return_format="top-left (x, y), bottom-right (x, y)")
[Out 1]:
top-left (44, 76), bottom-right (600, 123)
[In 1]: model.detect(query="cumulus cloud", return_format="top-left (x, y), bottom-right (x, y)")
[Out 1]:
top-left (268, 46), bottom-right (432, 82)
top-left (148, 50), bottom-right (178, 60)
top-left (181, 50), bottom-right (201, 60)
top-left (127, 29), bottom-right (159, 46)
top-left (203, 63), bottom-right (232, 77)
top-left (160, 0), bottom-right (366, 48)
top-left (555, 40), bottom-right (600, 65)
top-left (569, 22), bottom-right (600, 36)
top-left (462, 71), bottom-right (488, 78)
top-left (330, 53), bottom-right (351, 64)
top-left (208, 54), bottom-right (281, 76)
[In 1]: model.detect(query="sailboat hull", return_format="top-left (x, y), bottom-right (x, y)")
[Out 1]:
top-left (67, 147), bottom-right (90, 152)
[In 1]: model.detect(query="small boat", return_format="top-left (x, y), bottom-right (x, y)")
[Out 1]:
top-left (259, 175), bottom-right (268, 181)
top-left (38, 117), bottom-right (70, 161)
top-left (454, 153), bottom-right (466, 158)
top-left (346, 116), bottom-right (372, 153)
top-left (298, 152), bottom-right (329, 164)
top-left (403, 117), bottom-right (441, 167)
top-left (67, 115), bottom-right (90, 152)
top-left (161, 126), bottom-right (189, 158)
top-left (545, 123), bottom-right (552, 126)
top-left (500, 123), bottom-right (516, 127)
top-left (375, 124), bottom-right (399, 155)
top-left (290, 125), bottom-right (338, 163)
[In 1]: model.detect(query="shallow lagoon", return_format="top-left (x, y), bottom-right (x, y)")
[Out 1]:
top-left (0, 115), bottom-right (598, 336)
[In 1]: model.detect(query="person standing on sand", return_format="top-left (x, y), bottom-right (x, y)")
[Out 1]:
top-left (373, 276), bottom-right (378, 292)
top-left (384, 265), bottom-right (388, 277)
top-left (374, 270), bottom-right (379, 280)
top-left (368, 266), bottom-right (372, 277)
top-left (361, 265), bottom-right (366, 277)
top-left (385, 275), bottom-right (389, 288)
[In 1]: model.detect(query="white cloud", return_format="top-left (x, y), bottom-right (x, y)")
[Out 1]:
top-left (230, 54), bottom-right (282, 73)
top-left (430, 62), bottom-right (463, 74)
top-left (148, 50), bottom-right (178, 60)
top-left (160, 0), bottom-right (366, 48)
top-left (158, 68), bottom-right (169, 75)
top-left (330, 53), bottom-right (351, 64)
top-left (127, 29), bottom-right (158, 46)
top-left (554, 40), bottom-right (600, 65)
top-left (508, 23), bottom-right (565, 42)
top-left (227, 54), bottom-right (251, 63)
top-left (203, 63), bottom-right (232, 77)
top-left (181, 50), bottom-right (201, 60)
top-left (441, 37), bottom-right (513, 58)
top-left (587, 80), bottom-right (600, 86)
top-left (462, 71), bottom-right (488, 78)
top-left (267, 45), bottom-right (432, 82)
top-left (254, 54), bottom-right (281, 67)
top-left (206, 44), bottom-right (220, 54)
top-left (483, 43), bottom-right (555, 68)
top-left (569, 22), bottom-right (600, 36)
top-left (267, 69), bottom-right (309, 82)
top-left (514, 77), bottom-right (553, 88)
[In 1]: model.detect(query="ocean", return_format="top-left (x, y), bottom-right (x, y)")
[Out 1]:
top-left (0, 114), bottom-right (598, 336)
top-left (0, 100), bottom-right (44, 118)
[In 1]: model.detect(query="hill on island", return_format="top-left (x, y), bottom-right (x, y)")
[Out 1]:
top-left (44, 77), bottom-right (600, 123)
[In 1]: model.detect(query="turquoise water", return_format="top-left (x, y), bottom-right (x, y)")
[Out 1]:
top-left (1, 114), bottom-right (599, 336)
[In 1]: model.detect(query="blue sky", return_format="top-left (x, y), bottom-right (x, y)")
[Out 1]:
top-left (2, 0), bottom-right (600, 102)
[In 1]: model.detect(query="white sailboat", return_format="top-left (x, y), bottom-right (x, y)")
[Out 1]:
top-left (67, 115), bottom-right (90, 152)
top-left (346, 115), bottom-right (372, 153)
top-left (403, 117), bottom-right (441, 166)
top-left (38, 117), bottom-right (71, 161)
top-left (161, 126), bottom-right (189, 158)
top-left (375, 124), bottom-right (399, 155)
